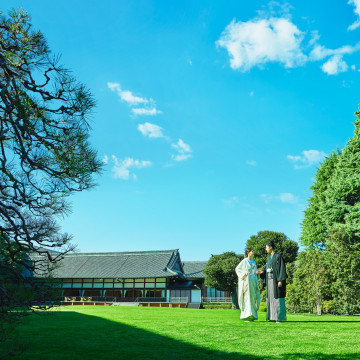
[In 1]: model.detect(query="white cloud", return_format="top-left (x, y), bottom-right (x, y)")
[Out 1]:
top-left (217, 17), bottom-right (307, 71)
top-left (260, 193), bottom-right (298, 204)
top-left (107, 82), bottom-right (162, 115)
top-left (102, 155), bottom-right (109, 164)
top-left (107, 82), bottom-right (149, 105)
top-left (348, 0), bottom-right (360, 31)
top-left (132, 108), bottom-right (162, 116)
top-left (309, 43), bottom-right (360, 61)
top-left (171, 139), bottom-right (192, 162)
top-left (223, 196), bottom-right (240, 207)
top-left (321, 55), bottom-right (348, 75)
top-left (137, 122), bottom-right (164, 138)
top-left (246, 160), bottom-right (257, 166)
top-left (260, 194), bottom-right (274, 204)
top-left (111, 155), bottom-right (151, 180)
top-left (279, 193), bottom-right (298, 204)
top-left (217, 11), bottom-right (360, 76)
top-left (309, 42), bottom-right (360, 75)
top-left (173, 154), bottom-right (192, 162)
top-left (287, 150), bottom-right (327, 169)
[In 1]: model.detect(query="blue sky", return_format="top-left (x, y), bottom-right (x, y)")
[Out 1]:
top-left (3, 1), bottom-right (360, 260)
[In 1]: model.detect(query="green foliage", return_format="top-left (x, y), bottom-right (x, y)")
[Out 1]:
top-left (285, 284), bottom-right (300, 313)
top-left (290, 250), bottom-right (331, 314)
top-left (203, 252), bottom-right (244, 293)
top-left (201, 303), bottom-right (232, 309)
top-left (245, 230), bottom-right (298, 268)
top-left (260, 289), bottom-right (266, 302)
top-left (203, 252), bottom-right (243, 309)
top-left (322, 300), bottom-right (335, 314)
top-left (326, 229), bottom-right (360, 314)
top-left (320, 118), bottom-right (360, 236)
top-left (300, 151), bottom-right (340, 249)
top-left (258, 302), bottom-right (266, 312)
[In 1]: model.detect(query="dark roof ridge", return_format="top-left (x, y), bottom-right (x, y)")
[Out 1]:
top-left (59, 249), bottom-right (179, 257)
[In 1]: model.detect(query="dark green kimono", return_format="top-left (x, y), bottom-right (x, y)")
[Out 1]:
top-left (261, 252), bottom-right (287, 299)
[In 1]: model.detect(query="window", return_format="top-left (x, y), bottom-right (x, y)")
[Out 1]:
top-left (63, 289), bottom-right (80, 297)
top-left (105, 290), bottom-right (122, 298)
top-left (124, 289), bottom-right (142, 298)
top-left (83, 289), bottom-right (101, 297)
top-left (146, 290), bottom-right (164, 298)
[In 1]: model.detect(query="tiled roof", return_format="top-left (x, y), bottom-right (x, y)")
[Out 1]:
top-left (183, 261), bottom-right (207, 279)
top-left (31, 249), bottom-right (182, 279)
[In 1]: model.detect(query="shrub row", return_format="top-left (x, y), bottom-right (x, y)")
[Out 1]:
top-left (201, 303), bottom-right (232, 309)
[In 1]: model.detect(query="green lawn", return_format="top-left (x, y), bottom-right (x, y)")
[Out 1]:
top-left (3, 306), bottom-right (360, 359)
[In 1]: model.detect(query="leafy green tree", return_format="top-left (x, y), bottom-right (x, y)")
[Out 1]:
top-left (0, 8), bottom-right (102, 337)
top-left (203, 252), bottom-right (244, 309)
top-left (290, 249), bottom-right (331, 315)
top-left (245, 230), bottom-right (298, 268)
top-left (326, 229), bottom-right (360, 314)
top-left (300, 151), bottom-right (340, 249)
top-left (320, 113), bottom-right (360, 237)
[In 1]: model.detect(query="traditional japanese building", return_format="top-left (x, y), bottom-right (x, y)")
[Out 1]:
top-left (32, 249), bottom-right (228, 305)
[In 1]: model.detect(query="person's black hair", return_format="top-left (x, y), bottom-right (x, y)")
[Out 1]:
top-left (266, 241), bottom-right (275, 249)
top-left (245, 248), bottom-right (253, 257)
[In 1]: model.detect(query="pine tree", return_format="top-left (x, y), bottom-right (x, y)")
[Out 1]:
top-left (0, 8), bottom-right (102, 338)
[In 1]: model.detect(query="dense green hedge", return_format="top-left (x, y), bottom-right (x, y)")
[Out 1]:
top-left (258, 302), bottom-right (266, 312)
top-left (201, 303), bottom-right (232, 309)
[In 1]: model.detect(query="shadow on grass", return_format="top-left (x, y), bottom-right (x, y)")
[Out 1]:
top-left (5, 311), bottom-right (360, 360)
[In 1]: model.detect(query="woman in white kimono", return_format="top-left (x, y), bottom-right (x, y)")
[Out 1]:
top-left (235, 248), bottom-right (261, 321)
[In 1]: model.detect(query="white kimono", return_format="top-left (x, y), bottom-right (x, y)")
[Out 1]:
top-left (235, 258), bottom-right (261, 320)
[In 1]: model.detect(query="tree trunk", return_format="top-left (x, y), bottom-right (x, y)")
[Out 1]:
top-left (231, 289), bottom-right (239, 309)
top-left (316, 302), bottom-right (322, 315)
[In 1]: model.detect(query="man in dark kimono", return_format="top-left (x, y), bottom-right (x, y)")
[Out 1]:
top-left (260, 241), bottom-right (287, 322)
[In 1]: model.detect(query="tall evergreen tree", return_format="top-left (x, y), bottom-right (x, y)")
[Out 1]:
top-left (319, 112), bottom-right (360, 313)
top-left (321, 113), bottom-right (360, 236)
top-left (300, 109), bottom-right (360, 314)
top-left (300, 151), bottom-right (340, 249)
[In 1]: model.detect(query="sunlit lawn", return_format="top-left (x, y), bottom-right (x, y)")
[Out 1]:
top-left (3, 306), bottom-right (360, 359)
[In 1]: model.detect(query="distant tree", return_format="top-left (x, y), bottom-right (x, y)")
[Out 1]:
top-left (203, 252), bottom-right (244, 309)
top-left (0, 8), bottom-right (102, 340)
top-left (245, 230), bottom-right (298, 268)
